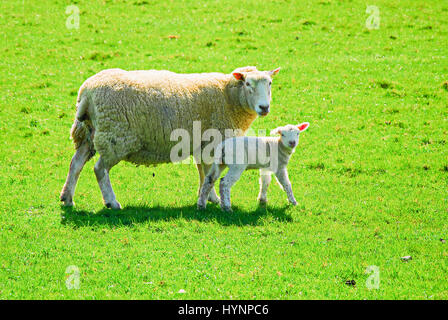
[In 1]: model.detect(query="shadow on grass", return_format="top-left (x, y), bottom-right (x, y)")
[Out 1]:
top-left (60, 203), bottom-right (293, 228)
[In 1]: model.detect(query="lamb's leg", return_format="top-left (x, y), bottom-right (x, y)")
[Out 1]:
top-left (219, 165), bottom-right (246, 212)
top-left (94, 156), bottom-right (121, 209)
top-left (202, 163), bottom-right (220, 204)
top-left (275, 168), bottom-right (297, 206)
top-left (60, 142), bottom-right (93, 206)
top-left (257, 169), bottom-right (272, 205)
top-left (197, 163), bottom-right (225, 210)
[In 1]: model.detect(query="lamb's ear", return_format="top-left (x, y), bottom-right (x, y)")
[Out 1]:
top-left (297, 122), bottom-right (310, 132)
top-left (268, 67), bottom-right (281, 77)
top-left (270, 127), bottom-right (282, 135)
top-left (232, 72), bottom-right (245, 81)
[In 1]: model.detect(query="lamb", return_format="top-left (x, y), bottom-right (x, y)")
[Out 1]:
top-left (197, 122), bottom-right (310, 212)
top-left (60, 66), bottom-right (280, 209)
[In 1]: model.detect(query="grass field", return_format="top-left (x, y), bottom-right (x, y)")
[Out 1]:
top-left (1, 0), bottom-right (447, 299)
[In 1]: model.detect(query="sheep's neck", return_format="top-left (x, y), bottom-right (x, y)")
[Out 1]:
top-left (224, 80), bottom-right (258, 133)
top-left (229, 107), bottom-right (257, 134)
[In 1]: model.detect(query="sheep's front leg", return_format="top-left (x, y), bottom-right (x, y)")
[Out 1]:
top-left (195, 162), bottom-right (205, 197)
top-left (202, 163), bottom-right (220, 204)
top-left (219, 165), bottom-right (246, 212)
top-left (94, 156), bottom-right (121, 210)
top-left (275, 168), bottom-right (297, 206)
top-left (197, 163), bottom-right (225, 210)
top-left (257, 169), bottom-right (272, 205)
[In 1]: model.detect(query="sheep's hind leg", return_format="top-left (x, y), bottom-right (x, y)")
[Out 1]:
top-left (60, 141), bottom-right (94, 206)
top-left (94, 156), bottom-right (121, 210)
top-left (202, 163), bottom-right (220, 204)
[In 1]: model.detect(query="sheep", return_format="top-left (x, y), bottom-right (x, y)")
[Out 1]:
top-left (60, 66), bottom-right (281, 209)
top-left (197, 122), bottom-right (310, 212)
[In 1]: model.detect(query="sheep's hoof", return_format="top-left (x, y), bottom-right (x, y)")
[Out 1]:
top-left (61, 201), bottom-right (74, 207)
top-left (289, 200), bottom-right (298, 206)
top-left (106, 201), bottom-right (122, 210)
top-left (258, 198), bottom-right (267, 205)
top-left (60, 195), bottom-right (74, 207)
top-left (221, 206), bottom-right (233, 213)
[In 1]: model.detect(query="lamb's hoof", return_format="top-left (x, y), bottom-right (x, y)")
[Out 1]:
top-left (106, 201), bottom-right (122, 210)
top-left (258, 198), bottom-right (267, 206)
top-left (289, 200), bottom-right (298, 206)
top-left (208, 194), bottom-right (220, 204)
top-left (197, 202), bottom-right (207, 211)
top-left (60, 195), bottom-right (74, 207)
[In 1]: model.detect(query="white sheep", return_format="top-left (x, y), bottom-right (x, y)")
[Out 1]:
top-left (197, 122), bottom-right (310, 212)
top-left (60, 66), bottom-right (280, 209)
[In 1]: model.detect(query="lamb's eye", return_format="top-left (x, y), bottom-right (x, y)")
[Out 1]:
top-left (269, 82), bottom-right (272, 86)
top-left (245, 82), bottom-right (250, 87)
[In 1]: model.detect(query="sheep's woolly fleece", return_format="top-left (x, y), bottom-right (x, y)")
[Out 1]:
top-left (72, 67), bottom-right (263, 167)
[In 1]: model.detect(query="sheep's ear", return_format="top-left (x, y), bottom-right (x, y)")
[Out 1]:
top-left (268, 67), bottom-right (281, 77)
top-left (297, 122), bottom-right (309, 132)
top-left (232, 72), bottom-right (245, 81)
top-left (270, 127), bottom-right (282, 135)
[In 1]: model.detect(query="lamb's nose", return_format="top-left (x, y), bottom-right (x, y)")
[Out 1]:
top-left (289, 141), bottom-right (296, 147)
top-left (259, 105), bottom-right (270, 114)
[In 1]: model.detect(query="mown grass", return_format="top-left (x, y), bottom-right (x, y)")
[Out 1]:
top-left (0, 0), bottom-right (447, 299)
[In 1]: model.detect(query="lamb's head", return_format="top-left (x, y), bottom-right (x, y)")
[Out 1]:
top-left (232, 67), bottom-right (281, 117)
top-left (271, 122), bottom-right (309, 149)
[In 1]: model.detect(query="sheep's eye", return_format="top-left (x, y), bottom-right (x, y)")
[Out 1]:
top-left (245, 82), bottom-right (250, 87)
top-left (269, 82), bottom-right (272, 86)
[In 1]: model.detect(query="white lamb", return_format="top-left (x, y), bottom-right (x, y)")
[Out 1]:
top-left (197, 122), bottom-right (310, 212)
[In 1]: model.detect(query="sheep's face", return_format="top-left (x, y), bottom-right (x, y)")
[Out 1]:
top-left (271, 122), bottom-right (309, 149)
top-left (233, 68), bottom-right (280, 117)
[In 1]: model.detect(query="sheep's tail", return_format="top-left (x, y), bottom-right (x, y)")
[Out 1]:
top-left (75, 93), bottom-right (89, 122)
top-left (70, 120), bottom-right (88, 149)
top-left (70, 94), bottom-right (95, 157)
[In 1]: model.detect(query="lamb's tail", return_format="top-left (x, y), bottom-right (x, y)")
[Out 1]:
top-left (70, 95), bottom-right (96, 158)
top-left (215, 144), bottom-right (225, 166)
top-left (206, 144), bottom-right (226, 180)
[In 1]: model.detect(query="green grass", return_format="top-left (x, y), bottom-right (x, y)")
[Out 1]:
top-left (1, 0), bottom-right (448, 299)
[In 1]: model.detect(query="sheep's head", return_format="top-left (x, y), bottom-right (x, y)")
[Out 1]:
top-left (271, 122), bottom-right (309, 149)
top-left (232, 67), bottom-right (280, 117)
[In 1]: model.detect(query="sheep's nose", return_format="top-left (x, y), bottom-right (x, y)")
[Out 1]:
top-left (259, 105), bottom-right (270, 115)
top-left (289, 141), bottom-right (296, 147)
